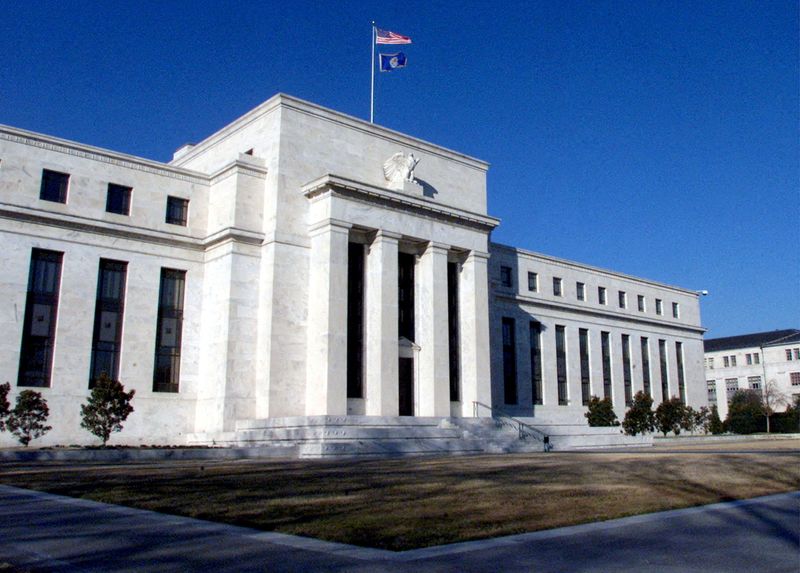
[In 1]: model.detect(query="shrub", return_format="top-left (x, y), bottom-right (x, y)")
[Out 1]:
top-left (708, 405), bottom-right (724, 435)
top-left (80, 374), bottom-right (135, 446)
top-left (585, 396), bottom-right (619, 427)
top-left (6, 390), bottom-right (52, 446)
top-left (0, 382), bottom-right (10, 432)
top-left (693, 406), bottom-right (711, 434)
top-left (725, 389), bottom-right (766, 434)
top-left (655, 397), bottom-right (686, 436)
top-left (622, 391), bottom-right (655, 436)
top-left (680, 405), bottom-right (698, 434)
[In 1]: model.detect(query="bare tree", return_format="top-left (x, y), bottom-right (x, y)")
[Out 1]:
top-left (761, 380), bottom-right (789, 433)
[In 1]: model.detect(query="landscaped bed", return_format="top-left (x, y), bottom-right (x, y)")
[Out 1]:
top-left (1, 440), bottom-right (798, 551)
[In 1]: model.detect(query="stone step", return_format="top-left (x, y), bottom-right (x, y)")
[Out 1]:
top-left (298, 438), bottom-right (488, 458)
top-left (235, 415), bottom-right (448, 431)
top-left (235, 426), bottom-right (463, 443)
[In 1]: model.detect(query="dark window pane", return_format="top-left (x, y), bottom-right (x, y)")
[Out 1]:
top-left (502, 317), bottom-right (517, 404)
top-left (18, 249), bottom-right (63, 387)
top-left (166, 196), bottom-right (189, 226)
top-left (601, 331), bottom-right (612, 399)
top-left (530, 322), bottom-right (542, 405)
top-left (90, 260), bottom-right (127, 386)
top-left (40, 169), bottom-right (69, 203)
top-left (556, 325), bottom-right (567, 405)
top-left (153, 268), bottom-right (186, 392)
top-left (622, 334), bottom-right (632, 406)
top-left (579, 328), bottom-right (590, 405)
top-left (106, 184), bottom-right (132, 215)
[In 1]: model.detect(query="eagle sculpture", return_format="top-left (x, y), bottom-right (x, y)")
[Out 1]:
top-left (383, 152), bottom-right (420, 187)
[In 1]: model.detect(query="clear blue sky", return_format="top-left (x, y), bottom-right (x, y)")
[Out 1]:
top-left (2, 1), bottom-right (797, 338)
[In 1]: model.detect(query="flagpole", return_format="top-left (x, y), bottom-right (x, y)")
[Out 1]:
top-left (370, 21), bottom-right (376, 123)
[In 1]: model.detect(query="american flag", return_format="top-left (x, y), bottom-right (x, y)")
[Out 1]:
top-left (376, 28), bottom-right (412, 45)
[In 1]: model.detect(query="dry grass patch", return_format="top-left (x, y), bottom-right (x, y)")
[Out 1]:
top-left (1, 445), bottom-right (798, 550)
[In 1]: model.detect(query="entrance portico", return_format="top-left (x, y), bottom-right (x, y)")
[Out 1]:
top-left (303, 174), bottom-right (497, 418)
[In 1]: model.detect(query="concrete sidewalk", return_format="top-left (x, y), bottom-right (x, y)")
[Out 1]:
top-left (0, 485), bottom-right (797, 572)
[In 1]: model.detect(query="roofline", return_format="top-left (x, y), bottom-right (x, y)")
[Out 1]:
top-left (0, 125), bottom-right (208, 185)
top-left (490, 241), bottom-right (700, 296)
top-left (169, 93), bottom-right (490, 171)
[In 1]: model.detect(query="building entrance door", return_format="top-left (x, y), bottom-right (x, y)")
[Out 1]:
top-left (398, 357), bottom-right (414, 416)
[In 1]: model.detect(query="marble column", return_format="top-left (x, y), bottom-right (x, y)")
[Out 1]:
top-left (458, 251), bottom-right (492, 417)
top-left (416, 242), bottom-right (451, 417)
top-left (365, 230), bottom-right (400, 416)
top-left (305, 220), bottom-right (351, 415)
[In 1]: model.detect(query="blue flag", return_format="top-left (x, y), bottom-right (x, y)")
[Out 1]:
top-left (379, 52), bottom-right (407, 72)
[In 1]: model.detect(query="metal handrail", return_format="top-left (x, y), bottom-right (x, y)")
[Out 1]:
top-left (472, 401), bottom-right (550, 447)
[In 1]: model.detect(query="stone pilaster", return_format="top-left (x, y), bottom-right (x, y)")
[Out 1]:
top-left (416, 241), bottom-right (451, 417)
top-left (458, 251), bottom-right (492, 416)
top-left (305, 220), bottom-right (351, 415)
top-left (365, 230), bottom-right (400, 415)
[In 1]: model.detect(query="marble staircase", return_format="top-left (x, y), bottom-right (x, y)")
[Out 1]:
top-left (186, 415), bottom-right (650, 457)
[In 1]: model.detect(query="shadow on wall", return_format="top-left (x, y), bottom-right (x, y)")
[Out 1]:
top-left (415, 178), bottom-right (438, 199)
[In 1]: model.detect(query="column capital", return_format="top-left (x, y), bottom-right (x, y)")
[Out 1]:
top-left (372, 229), bottom-right (403, 243)
top-left (465, 250), bottom-right (491, 262)
top-left (424, 241), bottom-right (450, 255)
top-left (308, 218), bottom-right (352, 238)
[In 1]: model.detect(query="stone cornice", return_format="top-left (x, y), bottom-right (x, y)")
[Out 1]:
top-left (209, 158), bottom-right (268, 185)
top-left (0, 126), bottom-right (209, 185)
top-left (302, 174), bottom-right (500, 233)
top-left (494, 291), bottom-right (707, 335)
top-left (0, 205), bottom-right (265, 252)
top-left (490, 242), bottom-right (701, 297)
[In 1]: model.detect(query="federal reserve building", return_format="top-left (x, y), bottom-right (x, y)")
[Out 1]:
top-left (0, 94), bottom-right (707, 453)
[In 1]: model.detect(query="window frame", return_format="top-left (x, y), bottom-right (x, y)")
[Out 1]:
top-left (106, 183), bottom-right (132, 216)
top-left (165, 196), bottom-right (189, 226)
top-left (40, 169), bottom-right (70, 203)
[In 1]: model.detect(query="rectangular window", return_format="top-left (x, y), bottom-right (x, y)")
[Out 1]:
top-left (745, 353), bottom-right (752, 365)
top-left (18, 249), bottom-right (64, 387)
top-left (622, 334), bottom-right (633, 405)
top-left (641, 337), bottom-right (651, 397)
top-left (787, 349), bottom-right (793, 360)
top-left (707, 380), bottom-right (717, 404)
top-left (637, 295), bottom-right (645, 312)
top-left (40, 169), bottom-right (69, 203)
top-left (707, 357), bottom-right (714, 369)
top-left (618, 291), bottom-right (627, 309)
top-left (748, 376), bottom-right (762, 390)
top-left (579, 328), bottom-right (590, 405)
top-left (346, 243), bottom-right (365, 399)
top-left (672, 302), bottom-right (680, 318)
top-left (527, 271), bottom-right (538, 292)
top-left (675, 341), bottom-right (686, 403)
top-left (166, 196), bottom-right (189, 226)
top-left (598, 286), bottom-right (607, 305)
top-left (153, 268), bottom-right (186, 392)
top-left (601, 331), bottom-right (612, 400)
top-left (723, 356), bottom-right (730, 368)
top-left (553, 277), bottom-right (562, 297)
top-left (500, 265), bottom-right (512, 287)
top-left (106, 183), bottom-right (132, 215)
top-left (576, 282), bottom-right (585, 301)
top-left (398, 253), bottom-right (415, 341)
top-left (754, 353), bottom-right (760, 364)
top-left (795, 349), bottom-right (800, 360)
top-left (502, 317), bottom-right (517, 405)
top-left (89, 259), bottom-right (127, 386)
top-left (725, 378), bottom-right (739, 401)
top-left (655, 299), bottom-right (663, 315)
top-left (659, 339), bottom-right (669, 399)
top-left (730, 355), bottom-right (737, 367)
top-left (447, 262), bottom-right (460, 402)
top-left (530, 321), bottom-right (543, 405)
top-left (791, 372), bottom-right (800, 386)
top-left (556, 325), bottom-right (568, 405)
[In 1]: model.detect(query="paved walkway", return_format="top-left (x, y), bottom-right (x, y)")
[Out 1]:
top-left (0, 485), bottom-right (797, 572)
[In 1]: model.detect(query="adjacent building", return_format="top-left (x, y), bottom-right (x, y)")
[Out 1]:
top-left (704, 329), bottom-right (800, 420)
top-left (0, 94), bottom-right (706, 446)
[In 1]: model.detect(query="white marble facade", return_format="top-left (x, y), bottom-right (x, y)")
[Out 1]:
top-left (0, 94), bottom-right (706, 446)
